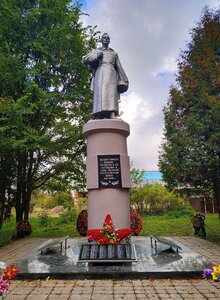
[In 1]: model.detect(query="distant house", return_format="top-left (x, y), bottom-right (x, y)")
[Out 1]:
top-left (142, 171), bottom-right (163, 185)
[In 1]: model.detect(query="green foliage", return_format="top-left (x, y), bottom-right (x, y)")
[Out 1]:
top-left (56, 208), bottom-right (77, 224)
top-left (32, 192), bottom-right (57, 209)
top-left (31, 190), bottom-right (73, 210)
top-left (163, 206), bottom-right (195, 218)
top-left (130, 164), bottom-right (144, 186)
top-left (39, 212), bottom-right (49, 227)
top-left (159, 7), bottom-right (220, 215)
top-left (0, 0), bottom-right (98, 227)
top-left (130, 183), bottom-right (185, 213)
top-left (76, 197), bottom-right (88, 211)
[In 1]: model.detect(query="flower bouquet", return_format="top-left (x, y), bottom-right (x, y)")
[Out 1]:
top-left (86, 214), bottom-right (132, 245)
top-left (203, 265), bottom-right (220, 282)
top-left (0, 262), bottom-right (19, 298)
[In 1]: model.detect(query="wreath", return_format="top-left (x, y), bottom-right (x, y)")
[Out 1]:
top-left (130, 211), bottom-right (142, 236)
top-left (76, 209), bottom-right (88, 236)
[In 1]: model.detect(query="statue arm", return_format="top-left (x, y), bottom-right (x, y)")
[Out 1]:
top-left (83, 49), bottom-right (99, 65)
top-left (83, 49), bottom-right (103, 75)
top-left (115, 54), bottom-right (128, 84)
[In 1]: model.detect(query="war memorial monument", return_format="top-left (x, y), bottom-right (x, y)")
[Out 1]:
top-left (13, 33), bottom-right (212, 279)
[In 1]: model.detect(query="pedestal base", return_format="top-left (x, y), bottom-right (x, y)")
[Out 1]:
top-left (88, 188), bottom-right (130, 229)
top-left (83, 119), bottom-right (131, 229)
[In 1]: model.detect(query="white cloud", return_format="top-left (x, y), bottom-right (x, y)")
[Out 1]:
top-left (82, 0), bottom-right (219, 170)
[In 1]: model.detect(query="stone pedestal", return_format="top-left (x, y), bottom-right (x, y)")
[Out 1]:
top-left (83, 119), bottom-right (131, 229)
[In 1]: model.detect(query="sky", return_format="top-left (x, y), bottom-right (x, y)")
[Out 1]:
top-left (81, 0), bottom-right (220, 171)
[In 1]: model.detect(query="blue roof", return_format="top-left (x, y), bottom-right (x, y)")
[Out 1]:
top-left (142, 171), bottom-right (163, 180)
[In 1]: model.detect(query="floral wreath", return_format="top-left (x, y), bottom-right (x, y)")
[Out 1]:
top-left (76, 210), bottom-right (88, 237)
top-left (130, 211), bottom-right (142, 235)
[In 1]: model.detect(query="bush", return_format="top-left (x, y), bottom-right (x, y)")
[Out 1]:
top-left (32, 192), bottom-right (57, 209)
top-left (131, 183), bottom-right (186, 214)
top-left (31, 190), bottom-right (73, 210)
top-left (39, 212), bottom-right (49, 227)
top-left (76, 198), bottom-right (88, 211)
top-left (56, 209), bottom-right (76, 225)
top-left (164, 206), bottom-right (195, 218)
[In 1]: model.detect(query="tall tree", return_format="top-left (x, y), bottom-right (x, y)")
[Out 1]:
top-left (0, 0), bottom-right (97, 229)
top-left (159, 8), bottom-right (220, 216)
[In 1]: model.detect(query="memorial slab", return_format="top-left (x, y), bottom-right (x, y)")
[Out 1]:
top-left (14, 237), bottom-right (212, 280)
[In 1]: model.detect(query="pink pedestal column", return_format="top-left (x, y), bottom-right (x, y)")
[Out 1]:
top-left (83, 119), bottom-right (131, 229)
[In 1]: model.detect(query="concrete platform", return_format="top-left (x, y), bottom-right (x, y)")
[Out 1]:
top-left (14, 237), bottom-right (212, 280)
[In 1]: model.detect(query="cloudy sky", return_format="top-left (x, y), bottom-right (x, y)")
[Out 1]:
top-left (81, 0), bottom-right (219, 171)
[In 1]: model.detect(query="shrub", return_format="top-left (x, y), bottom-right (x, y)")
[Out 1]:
top-left (39, 212), bottom-right (49, 227)
top-left (76, 198), bottom-right (88, 211)
top-left (131, 183), bottom-right (185, 214)
top-left (165, 206), bottom-right (195, 218)
top-left (56, 209), bottom-right (76, 225)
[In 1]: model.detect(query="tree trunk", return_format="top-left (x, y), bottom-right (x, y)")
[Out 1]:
top-left (16, 156), bottom-right (23, 222)
top-left (24, 188), bottom-right (31, 221)
top-left (0, 158), bottom-right (7, 228)
top-left (0, 187), bottom-right (6, 229)
top-left (24, 150), bottom-right (34, 221)
top-left (213, 179), bottom-right (220, 218)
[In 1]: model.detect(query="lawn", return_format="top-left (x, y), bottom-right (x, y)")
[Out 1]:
top-left (0, 212), bottom-right (220, 247)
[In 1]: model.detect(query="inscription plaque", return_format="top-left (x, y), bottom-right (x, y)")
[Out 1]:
top-left (99, 245), bottom-right (108, 259)
top-left (90, 245), bottom-right (99, 259)
top-left (79, 244), bottom-right (137, 262)
top-left (98, 155), bottom-right (121, 188)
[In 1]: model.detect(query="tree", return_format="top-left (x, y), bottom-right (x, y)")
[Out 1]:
top-left (0, 0), bottom-right (98, 229)
top-left (159, 7), bottom-right (220, 216)
top-left (130, 163), bottom-right (144, 186)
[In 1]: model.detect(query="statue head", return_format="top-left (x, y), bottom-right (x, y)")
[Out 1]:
top-left (101, 33), bottom-right (110, 47)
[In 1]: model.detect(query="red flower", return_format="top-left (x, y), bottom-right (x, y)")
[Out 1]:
top-left (4, 265), bottom-right (19, 280)
top-left (97, 236), bottom-right (109, 244)
top-left (105, 228), bottom-right (114, 234)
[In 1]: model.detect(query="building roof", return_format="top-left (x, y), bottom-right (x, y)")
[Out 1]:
top-left (142, 171), bottom-right (163, 180)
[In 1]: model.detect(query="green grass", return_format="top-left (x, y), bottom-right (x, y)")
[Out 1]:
top-left (140, 212), bottom-right (220, 244)
top-left (0, 212), bottom-right (220, 247)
